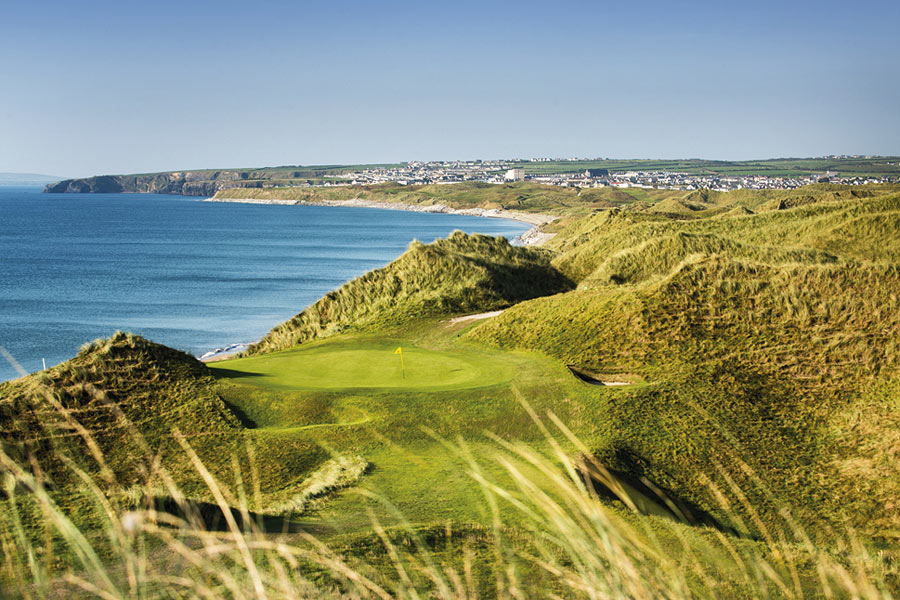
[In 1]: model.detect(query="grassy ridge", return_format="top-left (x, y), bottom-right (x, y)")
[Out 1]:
top-left (0, 332), bottom-right (240, 490)
top-left (43, 163), bottom-right (406, 194)
top-left (0, 332), bottom-right (337, 520)
top-left (214, 181), bottom-right (900, 221)
top-left (214, 180), bottom-right (685, 215)
top-left (469, 185), bottom-right (900, 539)
top-left (546, 185), bottom-right (900, 281)
top-left (244, 231), bottom-right (574, 355)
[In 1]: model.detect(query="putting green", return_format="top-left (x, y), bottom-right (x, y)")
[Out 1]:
top-left (209, 339), bottom-right (516, 391)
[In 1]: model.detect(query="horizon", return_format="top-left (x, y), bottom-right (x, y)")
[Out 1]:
top-left (2, 0), bottom-right (898, 177)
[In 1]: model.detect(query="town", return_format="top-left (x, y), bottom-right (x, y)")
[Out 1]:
top-left (319, 157), bottom-right (895, 192)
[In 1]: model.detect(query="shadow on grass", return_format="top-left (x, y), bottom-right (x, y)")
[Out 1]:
top-left (580, 448), bottom-right (748, 538)
top-left (220, 398), bottom-right (258, 428)
top-left (207, 367), bottom-right (263, 380)
top-left (148, 496), bottom-right (328, 535)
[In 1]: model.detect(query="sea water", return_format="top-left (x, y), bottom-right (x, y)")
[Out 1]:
top-left (0, 187), bottom-right (529, 381)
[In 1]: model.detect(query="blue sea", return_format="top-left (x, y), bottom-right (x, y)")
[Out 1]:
top-left (0, 187), bottom-right (528, 381)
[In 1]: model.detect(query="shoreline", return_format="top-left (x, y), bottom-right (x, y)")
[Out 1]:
top-left (194, 198), bottom-right (556, 362)
top-left (205, 196), bottom-right (558, 246)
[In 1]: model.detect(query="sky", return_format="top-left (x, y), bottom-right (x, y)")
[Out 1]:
top-left (1, 0), bottom-right (898, 177)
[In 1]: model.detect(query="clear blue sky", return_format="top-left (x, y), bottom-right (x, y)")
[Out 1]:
top-left (1, 0), bottom-right (898, 177)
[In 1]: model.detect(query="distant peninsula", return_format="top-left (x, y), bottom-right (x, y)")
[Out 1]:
top-left (43, 164), bottom-right (401, 195)
top-left (42, 156), bottom-right (900, 196)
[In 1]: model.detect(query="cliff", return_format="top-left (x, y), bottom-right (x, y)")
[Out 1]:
top-left (45, 171), bottom-right (270, 196)
top-left (42, 164), bottom-right (398, 195)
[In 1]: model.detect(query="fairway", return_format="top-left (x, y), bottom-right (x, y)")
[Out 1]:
top-left (209, 338), bottom-right (517, 391)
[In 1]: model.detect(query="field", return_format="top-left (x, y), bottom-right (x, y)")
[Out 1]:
top-left (4, 183), bottom-right (900, 598)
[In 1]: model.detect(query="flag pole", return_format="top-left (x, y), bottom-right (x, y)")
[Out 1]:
top-left (395, 346), bottom-right (405, 379)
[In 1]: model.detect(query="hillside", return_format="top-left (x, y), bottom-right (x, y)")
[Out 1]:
top-left (0, 332), bottom-right (333, 510)
top-left (41, 156), bottom-right (900, 197)
top-left (42, 163), bottom-right (400, 196)
top-left (245, 231), bottom-right (574, 355)
top-left (213, 180), bottom-right (685, 215)
top-left (469, 184), bottom-right (900, 539)
top-left (0, 333), bottom-right (240, 492)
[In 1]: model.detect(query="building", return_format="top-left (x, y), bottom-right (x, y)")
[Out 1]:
top-left (505, 168), bottom-right (525, 182)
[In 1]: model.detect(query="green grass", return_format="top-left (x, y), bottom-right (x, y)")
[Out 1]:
top-left (44, 162), bottom-right (408, 193)
top-left (211, 337), bottom-right (516, 392)
top-left (48, 156), bottom-right (900, 197)
top-left (469, 184), bottom-right (900, 542)
top-left (6, 183), bottom-right (900, 597)
top-left (245, 231), bottom-right (573, 355)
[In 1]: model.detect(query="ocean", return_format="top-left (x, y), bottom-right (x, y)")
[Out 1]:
top-left (0, 187), bottom-right (529, 381)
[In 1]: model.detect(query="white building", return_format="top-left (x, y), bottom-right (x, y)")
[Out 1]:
top-left (505, 168), bottom-right (525, 182)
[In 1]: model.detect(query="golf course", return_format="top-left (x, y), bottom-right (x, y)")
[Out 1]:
top-left (4, 182), bottom-right (900, 598)
top-left (210, 337), bottom-right (518, 392)
top-left (206, 325), bottom-right (602, 534)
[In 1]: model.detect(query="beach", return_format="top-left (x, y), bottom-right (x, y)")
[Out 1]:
top-left (206, 196), bottom-right (558, 246)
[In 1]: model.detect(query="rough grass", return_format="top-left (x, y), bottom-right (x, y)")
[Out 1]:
top-left (1, 390), bottom-right (896, 598)
top-left (0, 332), bottom-right (240, 491)
top-left (469, 185), bottom-right (900, 541)
top-left (0, 332), bottom-right (336, 519)
top-left (244, 231), bottom-right (574, 355)
top-left (4, 184), bottom-right (900, 597)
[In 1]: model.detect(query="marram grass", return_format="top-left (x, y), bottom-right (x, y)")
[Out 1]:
top-left (0, 375), bottom-right (895, 599)
top-left (5, 184), bottom-right (900, 598)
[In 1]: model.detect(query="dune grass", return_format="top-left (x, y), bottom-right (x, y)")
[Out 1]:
top-left (1, 378), bottom-right (895, 598)
top-left (469, 185), bottom-right (900, 544)
top-left (4, 184), bottom-right (900, 597)
top-left (244, 232), bottom-right (573, 356)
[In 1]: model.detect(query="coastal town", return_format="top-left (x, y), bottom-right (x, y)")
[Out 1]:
top-left (324, 157), bottom-right (895, 192)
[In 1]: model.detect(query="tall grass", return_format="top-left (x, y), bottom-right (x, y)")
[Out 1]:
top-left (1, 374), bottom-right (894, 599)
top-left (5, 186), bottom-right (900, 597)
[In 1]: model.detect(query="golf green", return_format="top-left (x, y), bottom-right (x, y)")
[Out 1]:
top-left (209, 339), bottom-right (517, 391)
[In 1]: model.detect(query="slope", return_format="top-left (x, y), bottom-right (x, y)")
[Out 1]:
top-left (245, 231), bottom-right (574, 355)
top-left (469, 185), bottom-right (900, 540)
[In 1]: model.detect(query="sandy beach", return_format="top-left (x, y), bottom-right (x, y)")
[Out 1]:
top-left (206, 196), bottom-right (558, 246)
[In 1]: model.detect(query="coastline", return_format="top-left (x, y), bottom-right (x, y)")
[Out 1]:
top-left (205, 196), bottom-right (558, 246)
top-left (194, 197), bottom-right (556, 362)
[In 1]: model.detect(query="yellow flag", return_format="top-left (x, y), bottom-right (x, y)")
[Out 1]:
top-left (395, 346), bottom-right (405, 379)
